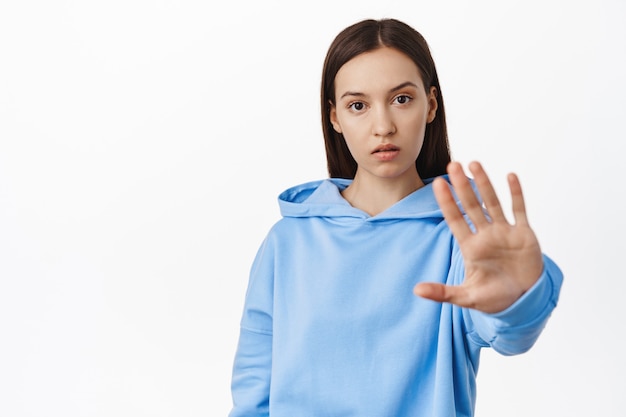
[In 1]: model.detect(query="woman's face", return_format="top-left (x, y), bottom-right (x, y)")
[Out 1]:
top-left (330, 47), bottom-right (437, 181)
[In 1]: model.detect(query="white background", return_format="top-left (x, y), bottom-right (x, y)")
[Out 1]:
top-left (1, 0), bottom-right (624, 415)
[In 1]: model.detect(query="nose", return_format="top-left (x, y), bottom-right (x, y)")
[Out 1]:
top-left (371, 106), bottom-right (396, 137)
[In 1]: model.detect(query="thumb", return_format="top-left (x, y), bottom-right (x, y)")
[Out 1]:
top-left (413, 282), bottom-right (467, 305)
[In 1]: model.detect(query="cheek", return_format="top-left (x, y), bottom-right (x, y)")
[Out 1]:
top-left (404, 111), bottom-right (429, 136)
top-left (337, 112), bottom-right (363, 132)
top-left (337, 117), bottom-right (367, 144)
top-left (400, 114), bottom-right (428, 155)
top-left (405, 106), bottom-right (429, 124)
top-left (342, 135), bottom-right (362, 158)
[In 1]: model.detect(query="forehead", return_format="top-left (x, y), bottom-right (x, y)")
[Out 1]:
top-left (334, 47), bottom-right (424, 94)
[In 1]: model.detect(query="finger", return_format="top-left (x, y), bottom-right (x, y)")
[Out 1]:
top-left (447, 162), bottom-right (489, 229)
top-left (432, 176), bottom-right (473, 241)
top-left (413, 282), bottom-right (473, 308)
top-left (508, 173), bottom-right (529, 226)
top-left (467, 161), bottom-right (507, 223)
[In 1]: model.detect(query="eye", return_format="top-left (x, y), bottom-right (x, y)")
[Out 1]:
top-left (348, 101), bottom-right (366, 112)
top-left (393, 95), bottom-right (412, 105)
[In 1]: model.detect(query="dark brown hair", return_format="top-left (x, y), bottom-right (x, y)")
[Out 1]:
top-left (321, 18), bottom-right (451, 179)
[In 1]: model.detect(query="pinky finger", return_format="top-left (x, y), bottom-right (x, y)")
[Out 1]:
top-left (508, 173), bottom-right (529, 226)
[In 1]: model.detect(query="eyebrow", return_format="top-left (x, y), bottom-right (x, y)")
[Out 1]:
top-left (339, 81), bottom-right (419, 100)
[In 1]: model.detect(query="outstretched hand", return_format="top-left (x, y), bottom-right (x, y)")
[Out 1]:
top-left (413, 161), bottom-right (544, 314)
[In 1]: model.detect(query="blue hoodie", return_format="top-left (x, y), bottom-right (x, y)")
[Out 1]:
top-left (229, 177), bottom-right (563, 417)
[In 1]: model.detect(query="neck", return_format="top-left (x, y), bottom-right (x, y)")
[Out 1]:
top-left (341, 169), bottom-right (425, 216)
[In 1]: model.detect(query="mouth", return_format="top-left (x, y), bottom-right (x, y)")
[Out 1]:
top-left (372, 144), bottom-right (400, 154)
top-left (372, 144), bottom-right (400, 162)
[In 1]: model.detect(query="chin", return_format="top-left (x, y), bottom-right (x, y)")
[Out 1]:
top-left (374, 168), bottom-right (413, 180)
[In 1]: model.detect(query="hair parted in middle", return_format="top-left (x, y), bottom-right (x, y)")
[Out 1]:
top-left (321, 18), bottom-right (451, 179)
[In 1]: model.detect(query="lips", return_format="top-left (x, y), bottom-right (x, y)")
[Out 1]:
top-left (372, 144), bottom-right (400, 161)
top-left (372, 144), bottom-right (399, 154)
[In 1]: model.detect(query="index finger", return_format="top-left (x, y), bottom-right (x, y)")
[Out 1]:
top-left (433, 176), bottom-right (472, 242)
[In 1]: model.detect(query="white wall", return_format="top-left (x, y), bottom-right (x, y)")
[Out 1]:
top-left (1, 0), bottom-right (624, 415)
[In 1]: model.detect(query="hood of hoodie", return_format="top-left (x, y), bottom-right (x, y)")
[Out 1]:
top-left (278, 177), bottom-right (456, 222)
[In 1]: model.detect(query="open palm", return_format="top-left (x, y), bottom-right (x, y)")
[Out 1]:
top-left (414, 161), bottom-right (544, 314)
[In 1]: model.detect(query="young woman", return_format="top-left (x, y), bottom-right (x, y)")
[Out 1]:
top-left (229, 18), bottom-right (563, 417)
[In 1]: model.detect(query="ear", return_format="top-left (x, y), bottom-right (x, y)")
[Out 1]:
top-left (426, 86), bottom-right (438, 124)
top-left (329, 101), bottom-right (342, 133)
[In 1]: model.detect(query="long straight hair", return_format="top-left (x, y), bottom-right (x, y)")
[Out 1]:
top-left (321, 18), bottom-right (451, 179)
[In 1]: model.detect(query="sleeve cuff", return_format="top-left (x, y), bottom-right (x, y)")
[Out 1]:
top-left (487, 254), bottom-right (561, 328)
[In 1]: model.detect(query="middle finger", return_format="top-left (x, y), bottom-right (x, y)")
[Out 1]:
top-left (447, 162), bottom-right (489, 230)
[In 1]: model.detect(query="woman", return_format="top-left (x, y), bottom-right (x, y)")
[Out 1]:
top-left (229, 18), bottom-right (563, 417)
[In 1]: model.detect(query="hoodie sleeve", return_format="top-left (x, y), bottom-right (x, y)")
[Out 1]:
top-left (229, 236), bottom-right (275, 417)
top-left (461, 251), bottom-right (564, 356)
